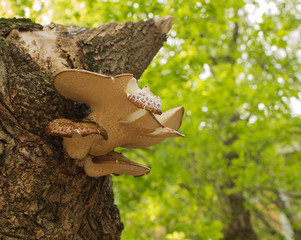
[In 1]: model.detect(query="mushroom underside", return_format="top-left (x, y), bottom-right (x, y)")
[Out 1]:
top-left (84, 151), bottom-right (150, 177)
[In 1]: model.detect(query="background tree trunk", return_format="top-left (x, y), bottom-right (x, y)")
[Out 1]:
top-left (0, 17), bottom-right (172, 239)
top-left (221, 115), bottom-right (258, 240)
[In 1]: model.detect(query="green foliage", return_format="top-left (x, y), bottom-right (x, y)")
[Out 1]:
top-left (3, 0), bottom-right (301, 239)
top-left (0, 17), bottom-right (42, 36)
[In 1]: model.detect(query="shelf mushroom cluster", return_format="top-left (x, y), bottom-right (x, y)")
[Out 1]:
top-left (46, 69), bottom-right (184, 177)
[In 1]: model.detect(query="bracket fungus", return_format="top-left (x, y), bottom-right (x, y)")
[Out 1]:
top-left (46, 69), bottom-right (184, 177)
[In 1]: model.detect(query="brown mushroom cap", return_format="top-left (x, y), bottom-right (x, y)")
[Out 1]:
top-left (45, 118), bottom-right (108, 139)
top-left (127, 86), bottom-right (162, 115)
top-left (84, 151), bottom-right (150, 177)
top-left (53, 69), bottom-right (134, 110)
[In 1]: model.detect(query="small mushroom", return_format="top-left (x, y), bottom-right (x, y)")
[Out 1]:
top-left (84, 151), bottom-right (150, 177)
top-left (46, 69), bottom-right (184, 177)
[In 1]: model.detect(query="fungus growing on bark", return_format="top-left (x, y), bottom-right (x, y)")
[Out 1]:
top-left (46, 69), bottom-right (184, 177)
top-left (84, 151), bottom-right (150, 178)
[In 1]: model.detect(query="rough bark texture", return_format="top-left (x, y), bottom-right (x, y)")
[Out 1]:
top-left (0, 17), bottom-right (172, 239)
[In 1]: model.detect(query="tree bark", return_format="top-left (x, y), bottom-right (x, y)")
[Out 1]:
top-left (222, 118), bottom-right (258, 240)
top-left (223, 191), bottom-right (258, 240)
top-left (0, 17), bottom-right (172, 239)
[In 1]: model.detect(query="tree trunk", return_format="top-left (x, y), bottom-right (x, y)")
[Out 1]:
top-left (222, 120), bottom-right (258, 240)
top-left (0, 17), bottom-right (172, 239)
top-left (223, 191), bottom-right (258, 240)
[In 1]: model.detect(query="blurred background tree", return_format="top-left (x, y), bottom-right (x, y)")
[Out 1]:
top-left (1, 0), bottom-right (301, 239)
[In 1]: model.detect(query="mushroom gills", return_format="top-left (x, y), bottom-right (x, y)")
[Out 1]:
top-left (84, 151), bottom-right (150, 177)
